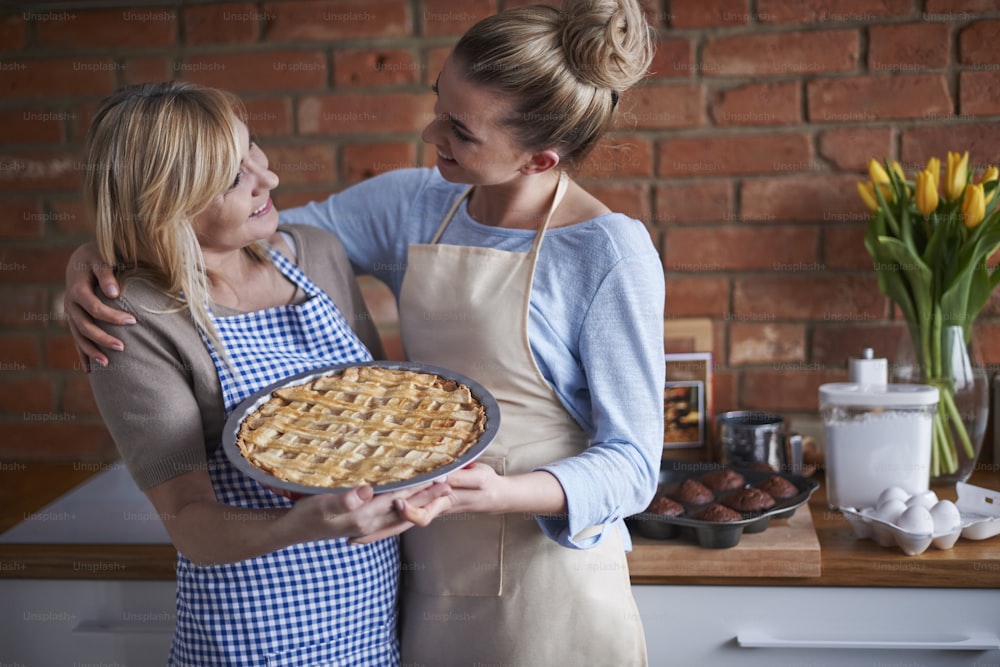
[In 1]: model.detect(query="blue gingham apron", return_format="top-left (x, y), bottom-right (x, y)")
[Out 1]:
top-left (170, 246), bottom-right (399, 667)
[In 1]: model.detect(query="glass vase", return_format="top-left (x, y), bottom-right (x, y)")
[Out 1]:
top-left (894, 325), bottom-right (988, 484)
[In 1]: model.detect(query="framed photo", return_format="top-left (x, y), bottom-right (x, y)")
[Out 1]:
top-left (663, 352), bottom-right (712, 449)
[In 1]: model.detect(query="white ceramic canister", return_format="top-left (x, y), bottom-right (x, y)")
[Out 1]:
top-left (820, 381), bottom-right (939, 510)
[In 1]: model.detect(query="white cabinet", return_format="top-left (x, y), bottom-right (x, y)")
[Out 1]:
top-left (633, 585), bottom-right (1000, 667)
top-left (0, 579), bottom-right (175, 665)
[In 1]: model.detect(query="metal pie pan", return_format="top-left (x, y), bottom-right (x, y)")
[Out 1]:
top-left (626, 460), bottom-right (819, 549)
top-left (222, 360), bottom-right (501, 496)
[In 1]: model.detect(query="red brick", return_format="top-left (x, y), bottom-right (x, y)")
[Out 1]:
top-left (960, 71), bottom-right (1000, 117)
top-left (178, 51), bottom-right (328, 93)
top-left (730, 323), bottom-right (806, 366)
top-left (261, 0), bottom-right (410, 41)
top-left (273, 189), bottom-right (333, 209)
top-left (0, 246), bottom-right (75, 284)
top-left (0, 288), bottom-right (46, 327)
top-left (756, 0), bottom-right (914, 23)
top-left (664, 277), bottom-right (729, 317)
top-left (183, 3), bottom-right (260, 44)
top-left (657, 134), bottom-right (811, 177)
top-left (44, 335), bottom-right (80, 371)
top-left (243, 98), bottom-right (294, 137)
top-left (62, 375), bottom-right (101, 416)
top-left (0, 108), bottom-right (63, 144)
top-left (34, 8), bottom-right (177, 49)
top-left (421, 0), bottom-right (495, 36)
top-left (0, 422), bottom-right (115, 461)
top-left (822, 225), bottom-right (872, 270)
top-left (620, 84), bottom-right (703, 129)
top-left (0, 152), bottom-right (81, 192)
top-left (733, 275), bottom-right (886, 320)
top-left (648, 37), bottom-right (694, 79)
top-left (901, 125), bottom-right (1000, 173)
top-left (808, 74), bottom-right (952, 122)
top-left (668, 0), bottom-right (750, 28)
top-left (341, 142), bottom-right (418, 183)
top-left (123, 56), bottom-right (172, 85)
top-left (741, 174), bottom-right (868, 224)
top-left (0, 12), bottom-right (26, 51)
top-left (655, 181), bottom-right (733, 226)
top-left (265, 144), bottom-right (336, 186)
top-left (739, 368), bottom-right (842, 411)
top-left (333, 49), bottom-right (421, 87)
top-left (818, 127), bottom-right (893, 171)
top-left (0, 200), bottom-right (44, 239)
top-left (424, 47), bottom-right (450, 85)
top-left (0, 335), bottom-right (41, 370)
top-left (812, 323), bottom-right (908, 366)
top-left (664, 226), bottom-right (817, 272)
top-left (49, 200), bottom-right (89, 234)
top-left (974, 322), bottom-right (1000, 368)
top-left (711, 82), bottom-right (800, 126)
top-left (711, 368), bottom-right (738, 415)
top-left (869, 23), bottom-right (950, 73)
top-left (584, 183), bottom-right (651, 224)
top-left (578, 135), bottom-right (654, 179)
top-left (959, 21), bottom-right (1000, 66)
top-left (299, 93), bottom-right (435, 135)
top-left (702, 30), bottom-right (859, 77)
top-left (927, 0), bottom-right (1000, 11)
top-left (0, 377), bottom-right (54, 413)
top-left (0, 58), bottom-right (117, 98)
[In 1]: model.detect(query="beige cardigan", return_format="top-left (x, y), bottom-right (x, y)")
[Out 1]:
top-left (87, 224), bottom-right (385, 490)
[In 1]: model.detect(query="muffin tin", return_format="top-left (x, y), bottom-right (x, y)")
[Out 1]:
top-left (626, 460), bottom-right (819, 549)
top-left (838, 482), bottom-right (1000, 556)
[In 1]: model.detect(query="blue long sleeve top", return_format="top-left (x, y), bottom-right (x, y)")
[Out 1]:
top-left (280, 168), bottom-right (665, 550)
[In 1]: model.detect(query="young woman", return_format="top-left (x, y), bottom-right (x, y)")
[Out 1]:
top-left (67, 1), bottom-right (664, 664)
top-left (79, 81), bottom-right (451, 666)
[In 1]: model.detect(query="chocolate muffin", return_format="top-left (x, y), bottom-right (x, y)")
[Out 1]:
top-left (646, 496), bottom-right (685, 518)
top-left (756, 475), bottom-right (798, 499)
top-left (723, 487), bottom-right (776, 512)
top-left (746, 461), bottom-right (776, 472)
top-left (672, 478), bottom-right (714, 505)
top-left (699, 469), bottom-right (746, 492)
top-left (694, 503), bottom-right (742, 522)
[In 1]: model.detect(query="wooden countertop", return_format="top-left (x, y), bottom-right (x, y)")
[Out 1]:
top-left (1, 462), bottom-right (998, 587)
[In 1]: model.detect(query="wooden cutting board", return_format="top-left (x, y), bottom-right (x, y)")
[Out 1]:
top-left (626, 504), bottom-right (821, 578)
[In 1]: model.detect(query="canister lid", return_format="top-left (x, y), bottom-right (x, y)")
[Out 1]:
top-left (819, 382), bottom-right (940, 407)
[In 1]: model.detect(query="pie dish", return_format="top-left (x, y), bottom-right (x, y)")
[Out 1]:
top-left (223, 361), bottom-right (500, 495)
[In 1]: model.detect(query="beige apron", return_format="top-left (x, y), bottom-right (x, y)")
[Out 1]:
top-left (397, 173), bottom-right (647, 667)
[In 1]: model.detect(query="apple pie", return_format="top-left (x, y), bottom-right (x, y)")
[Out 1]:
top-left (236, 365), bottom-right (488, 488)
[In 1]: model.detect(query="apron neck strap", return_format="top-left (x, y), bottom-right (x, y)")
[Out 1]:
top-left (429, 172), bottom-right (570, 248)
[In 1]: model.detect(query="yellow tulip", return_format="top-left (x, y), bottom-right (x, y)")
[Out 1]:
top-left (925, 156), bottom-right (940, 189)
top-left (915, 169), bottom-right (939, 216)
top-left (868, 158), bottom-right (890, 185)
top-left (962, 183), bottom-right (985, 228)
top-left (891, 160), bottom-right (906, 183)
top-left (945, 151), bottom-right (969, 201)
top-left (977, 165), bottom-right (998, 205)
top-left (857, 181), bottom-right (879, 212)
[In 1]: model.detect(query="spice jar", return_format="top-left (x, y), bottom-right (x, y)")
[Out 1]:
top-left (820, 349), bottom-right (939, 509)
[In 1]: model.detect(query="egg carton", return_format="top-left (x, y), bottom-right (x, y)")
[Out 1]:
top-left (839, 483), bottom-right (1000, 556)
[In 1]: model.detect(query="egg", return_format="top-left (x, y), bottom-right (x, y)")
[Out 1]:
top-left (876, 486), bottom-right (910, 506)
top-left (896, 505), bottom-right (934, 535)
top-left (929, 500), bottom-right (962, 534)
top-left (905, 490), bottom-right (939, 510)
top-left (874, 498), bottom-right (907, 524)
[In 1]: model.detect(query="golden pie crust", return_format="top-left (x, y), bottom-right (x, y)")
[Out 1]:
top-left (236, 366), bottom-right (487, 488)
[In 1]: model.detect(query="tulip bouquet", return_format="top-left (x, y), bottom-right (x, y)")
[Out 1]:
top-left (858, 152), bottom-right (1000, 477)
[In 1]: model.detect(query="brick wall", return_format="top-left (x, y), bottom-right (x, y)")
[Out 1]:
top-left (1, 0), bottom-right (999, 462)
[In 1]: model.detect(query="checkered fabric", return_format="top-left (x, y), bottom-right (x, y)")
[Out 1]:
top-left (170, 246), bottom-right (399, 667)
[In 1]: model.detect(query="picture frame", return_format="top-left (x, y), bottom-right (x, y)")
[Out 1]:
top-left (663, 352), bottom-right (712, 450)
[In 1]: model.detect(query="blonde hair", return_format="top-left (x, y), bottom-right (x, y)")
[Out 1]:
top-left (453, 0), bottom-right (654, 168)
top-left (84, 81), bottom-right (260, 352)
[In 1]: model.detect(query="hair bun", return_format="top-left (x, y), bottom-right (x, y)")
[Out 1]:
top-left (560, 0), bottom-right (653, 92)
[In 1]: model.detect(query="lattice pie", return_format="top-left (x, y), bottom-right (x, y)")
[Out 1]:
top-left (236, 366), bottom-right (488, 488)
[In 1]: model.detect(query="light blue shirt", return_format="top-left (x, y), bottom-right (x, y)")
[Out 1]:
top-left (281, 168), bottom-right (665, 550)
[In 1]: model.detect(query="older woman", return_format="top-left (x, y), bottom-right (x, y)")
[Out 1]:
top-left (79, 81), bottom-right (449, 666)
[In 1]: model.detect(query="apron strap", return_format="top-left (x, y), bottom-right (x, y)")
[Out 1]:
top-left (429, 186), bottom-right (474, 244)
